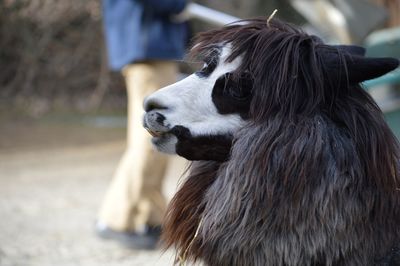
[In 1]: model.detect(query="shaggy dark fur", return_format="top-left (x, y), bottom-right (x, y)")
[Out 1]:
top-left (171, 125), bottom-right (232, 162)
top-left (162, 18), bottom-right (400, 266)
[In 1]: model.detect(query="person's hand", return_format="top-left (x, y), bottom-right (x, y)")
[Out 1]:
top-left (171, 3), bottom-right (192, 23)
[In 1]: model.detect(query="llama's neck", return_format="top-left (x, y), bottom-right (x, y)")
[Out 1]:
top-left (165, 116), bottom-right (400, 265)
top-left (162, 161), bottom-right (221, 262)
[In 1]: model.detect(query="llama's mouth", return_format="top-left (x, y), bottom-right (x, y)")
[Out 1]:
top-left (145, 128), bottom-right (165, 138)
top-left (143, 113), bottom-right (178, 154)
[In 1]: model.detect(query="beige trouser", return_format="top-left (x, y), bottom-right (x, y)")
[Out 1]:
top-left (98, 61), bottom-right (178, 232)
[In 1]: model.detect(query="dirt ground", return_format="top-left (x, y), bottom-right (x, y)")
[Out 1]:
top-left (0, 113), bottom-right (188, 266)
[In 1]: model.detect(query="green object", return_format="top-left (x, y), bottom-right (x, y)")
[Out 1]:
top-left (363, 27), bottom-right (400, 89)
top-left (365, 27), bottom-right (400, 58)
top-left (385, 109), bottom-right (400, 140)
top-left (363, 27), bottom-right (400, 140)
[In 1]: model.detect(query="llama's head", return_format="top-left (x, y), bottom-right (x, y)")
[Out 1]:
top-left (143, 18), bottom-right (399, 162)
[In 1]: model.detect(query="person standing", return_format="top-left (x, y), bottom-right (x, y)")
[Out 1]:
top-left (96, 0), bottom-right (188, 249)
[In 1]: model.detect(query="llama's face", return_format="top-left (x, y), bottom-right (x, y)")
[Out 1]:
top-left (143, 45), bottom-right (251, 161)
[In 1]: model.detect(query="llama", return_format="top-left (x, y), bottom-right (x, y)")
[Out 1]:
top-left (143, 18), bottom-right (400, 266)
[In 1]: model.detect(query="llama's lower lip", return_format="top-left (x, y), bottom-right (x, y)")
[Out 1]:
top-left (145, 127), bottom-right (169, 138)
top-left (146, 128), bottom-right (162, 137)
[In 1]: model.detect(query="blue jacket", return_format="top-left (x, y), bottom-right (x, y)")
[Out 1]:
top-left (103, 0), bottom-right (188, 70)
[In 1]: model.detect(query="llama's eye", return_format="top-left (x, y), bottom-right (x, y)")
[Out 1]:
top-left (201, 63), bottom-right (210, 72)
top-left (196, 57), bottom-right (218, 78)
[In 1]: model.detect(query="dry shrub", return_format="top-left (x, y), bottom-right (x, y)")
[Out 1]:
top-left (0, 0), bottom-right (126, 115)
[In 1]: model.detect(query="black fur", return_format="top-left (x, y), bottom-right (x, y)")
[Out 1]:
top-left (171, 125), bottom-right (232, 162)
top-left (212, 72), bottom-right (253, 119)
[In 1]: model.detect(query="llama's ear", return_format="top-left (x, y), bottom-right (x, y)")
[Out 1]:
top-left (333, 45), bottom-right (366, 56)
top-left (345, 56), bottom-right (399, 83)
top-left (323, 52), bottom-right (399, 84)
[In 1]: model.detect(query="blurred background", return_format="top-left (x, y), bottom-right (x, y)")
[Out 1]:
top-left (0, 0), bottom-right (399, 265)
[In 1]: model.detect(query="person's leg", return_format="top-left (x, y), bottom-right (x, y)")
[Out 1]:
top-left (97, 61), bottom-right (178, 236)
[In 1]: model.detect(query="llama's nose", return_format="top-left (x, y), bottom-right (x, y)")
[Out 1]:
top-left (143, 97), bottom-right (167, 112)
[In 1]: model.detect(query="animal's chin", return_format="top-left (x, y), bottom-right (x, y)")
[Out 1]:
top-left (150, 133), bottom-right (178, 154)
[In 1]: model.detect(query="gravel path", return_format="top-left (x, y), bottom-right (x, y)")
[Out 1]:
top-left (0, 116), bottom-right (188, 266)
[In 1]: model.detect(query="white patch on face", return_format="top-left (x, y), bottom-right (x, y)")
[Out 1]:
top-left (143, 45), bottom-right (246, 153)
